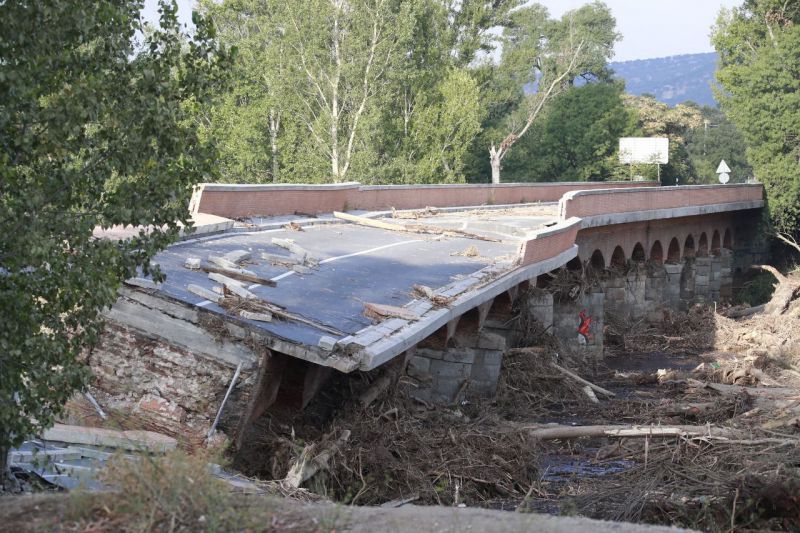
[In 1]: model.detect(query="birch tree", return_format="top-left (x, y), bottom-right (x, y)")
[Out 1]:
top-left (284, 0), bottom-right (398, 183)
top-left (200, 0), bottom-right (293, 183)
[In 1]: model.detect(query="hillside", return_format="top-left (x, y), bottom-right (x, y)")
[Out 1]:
top-left (610, 52), bottom-right (718, 107)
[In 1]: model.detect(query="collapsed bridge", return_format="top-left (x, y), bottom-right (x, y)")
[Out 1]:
top-left (89, 180), bottom-right (765, 446)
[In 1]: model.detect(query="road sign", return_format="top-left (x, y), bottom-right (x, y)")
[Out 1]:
top-left (716, 159), bottom-right (731, 184)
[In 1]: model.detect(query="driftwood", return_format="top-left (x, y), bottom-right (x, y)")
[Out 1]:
top-left (363, 302), bottom-right (419, 322)
top-left (380, 493), bottom-right (420, 508)
top-left (658, 402), bottom-right (717, 417)
top-left (752, 264), bottom-right (800, 315)
top-left (551, 362), bottom-right (616, 398)
top-left (583, 386), bottom-right (600, 404)
top-left (222, 293), bottom-right (344, 336)
top-left (722, 304), bottom-right (766, 318)
top-left (201, 261), bottom-right (277, 287)
top-left (511, 423), bottom-right (742, 441)
top-left (283, 430), bottom-right (351, 488)
top-left (333, 211), bottom-right (501, 242)
top-left (359, 371), bottom-right (395, 408)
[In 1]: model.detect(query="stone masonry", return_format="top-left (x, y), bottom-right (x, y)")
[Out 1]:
top-left (406, 330), bottom-right (507, 405)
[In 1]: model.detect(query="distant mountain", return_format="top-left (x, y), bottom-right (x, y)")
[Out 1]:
top-left (610, 52), bottom-right (718, 107)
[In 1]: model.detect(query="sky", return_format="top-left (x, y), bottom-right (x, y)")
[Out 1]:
top-left (142, 0), bottom-right (744, 62)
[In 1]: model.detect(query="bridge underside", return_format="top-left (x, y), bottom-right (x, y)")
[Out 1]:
top-left (87, 185), bottom-right (766, 446)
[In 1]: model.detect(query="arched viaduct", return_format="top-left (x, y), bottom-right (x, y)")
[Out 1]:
top-left (91, 181), bottom-right (766, 442)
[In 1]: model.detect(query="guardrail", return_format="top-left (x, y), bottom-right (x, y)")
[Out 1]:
top-left (189, 181), bottom-right (658, 219)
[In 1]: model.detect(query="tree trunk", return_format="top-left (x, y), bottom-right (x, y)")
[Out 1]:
top-left (0, 445), bottom-right (19, 493)
top-left (490, 151), bottom-right (501, 184)
top-left (269, 109), bottom-right (279, 183)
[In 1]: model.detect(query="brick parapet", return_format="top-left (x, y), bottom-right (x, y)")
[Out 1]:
top-left (559, 184), bottom-right (764, 223)
top-left (190, 181), bottom-right (657, 219)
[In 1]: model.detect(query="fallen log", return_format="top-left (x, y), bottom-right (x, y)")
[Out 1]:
top-left (510, 423), bottom-right (741, 441)
top-left (201, 261), bottom-right (277, 287)
top-left (658, 402), bottom-right (717, 417)
top-left (583, 385), bottom-right (600, 404)
top-left (751, 264), bottom-right (800, 315)
top-left (722, 304), bottom-right (766, 319)
top-left (359, 371), bottom-right (395, 408)
top-left (333, 211), bottom-right (501, 242)
top-left (551, 362), bottom-right (616, 398)
top-left (703, 381), bottom-right (799, 399)
top-left (283, 430), bottom-right (351, 488)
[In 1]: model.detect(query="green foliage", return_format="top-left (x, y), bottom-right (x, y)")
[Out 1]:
top-left (501, 81), bottom-right (636, 182)
top-left (0, 1), bottom-right (229, 450)
top-left (203, 0), bottom-right (518, 184)
top-left (621, 94), bottom-right (704, 185)
top-left (684, 105), bottom-right (753, 184)
top-left (713, 0), bottom-right (800, 232)
top-left (482, 1), bottom-right (621, 182)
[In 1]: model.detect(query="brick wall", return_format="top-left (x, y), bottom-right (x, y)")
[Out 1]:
top-left (560, 184), bottom-right (763, 220)
top-left (190, 181), bottom-right (657, 219)
top-left (86, 323), bottom-right (256, 446)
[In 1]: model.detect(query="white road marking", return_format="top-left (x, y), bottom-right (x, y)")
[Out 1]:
top-left (319, 239), bottom-right (422, 264)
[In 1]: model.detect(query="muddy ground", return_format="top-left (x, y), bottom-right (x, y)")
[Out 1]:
top-left (234, 304), bottom-right (800, 532)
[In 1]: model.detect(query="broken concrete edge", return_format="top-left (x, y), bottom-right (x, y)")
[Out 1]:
top-left (574, 201), bottom-right (765, 229)
top-left (41, 423), bottom-right (177, 453)
top-left (108, 286), bottom-right (359, 373)
top-left (336, 260), bottom-right (516, 356)
top-left (356, 245), bottom-right (579, 370)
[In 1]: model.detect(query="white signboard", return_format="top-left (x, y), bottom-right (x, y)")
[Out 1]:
top-left (619, 137), bottom-right (669, 165)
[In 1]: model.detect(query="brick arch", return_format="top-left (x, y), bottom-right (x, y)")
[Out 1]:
top-left (698, 232), bottom-right (709, 257)
top-left (631, 242), bottom-right (646, 262)
top-left (684, 234), bottom-right (696, 259)
top-left (610, 245), bottom-right (626, 268)
top-left (649, 240), bottom-right (664, 263)
top-left (589, 249), bottom-right (605, 270)
top-left (711, 230), bottom-right (721, 255)
top-left (667, 237), bottom-right (681, 263)
top-left (723, 228), bottom-right (732, 249)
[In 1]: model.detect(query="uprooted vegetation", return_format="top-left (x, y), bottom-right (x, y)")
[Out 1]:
top-left (229, 270), bottom-right (800, 532)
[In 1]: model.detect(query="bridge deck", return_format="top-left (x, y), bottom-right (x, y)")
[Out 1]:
top-left (137, 204), bottom-right (558, 370)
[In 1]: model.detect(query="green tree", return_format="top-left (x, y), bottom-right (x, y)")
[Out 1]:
top-left (501, 81), bottom-right (636, 182)
top-left (621, 94), bottom-right (703, 185)
top-left (684, 105), bottom-right (753, 184)
top-left (713, 0), bottom-right (800, 233)
top-left (371, 0), bottom-right (516, 184)
top-left (0, 0), bottom-right (228, 483)
top-left (487, 2), bottom-right (620, 183)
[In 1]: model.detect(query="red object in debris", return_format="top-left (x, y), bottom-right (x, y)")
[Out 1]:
top-left (577, 309), bottom-right (593, 342)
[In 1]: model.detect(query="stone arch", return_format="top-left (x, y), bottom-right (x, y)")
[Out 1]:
top-left (488, 291), bottom-right (513, 316)
top-left (589, 249), bottom-right (605, 270)
top-left (684, 234), bottom-right (696, 259)
top-left (667, 238), bottom-right (681, 263)
top-left (610, 245), bottom-right (626, 269)
top-left (711, 230), bottom-right (721, 256)
top-left (723, 228), bottom-right (732, 250)
top-left (697, 232), bottom-right (709, 257)
top-left (649, 240), bottom-right (664, 263)
top-left (631, 243), bottom-right (646, 262)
